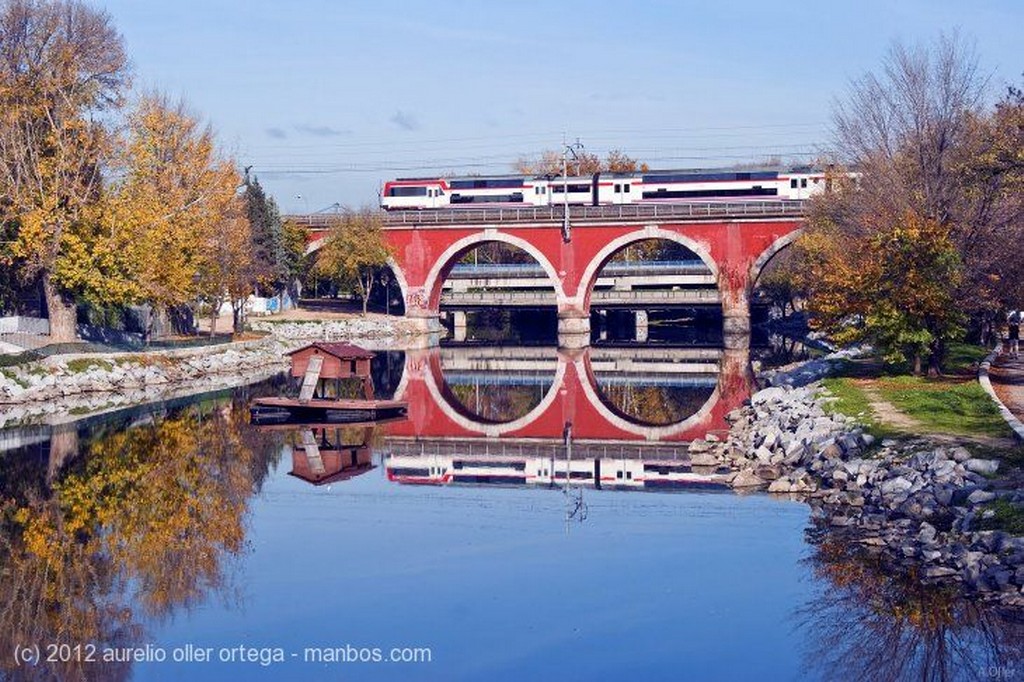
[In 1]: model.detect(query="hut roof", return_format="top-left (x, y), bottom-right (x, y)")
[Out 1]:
top-left (286, 342), bottom-right (375, 360)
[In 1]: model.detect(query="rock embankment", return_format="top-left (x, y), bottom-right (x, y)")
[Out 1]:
top-left (249, 316), bottom-right (428, 346)
top-left (0, 338), bottom-right (292, 426)
top-left (0, 314), bottom-right (427, 421)
top-left (694, 382), bottom-right (1024, 605)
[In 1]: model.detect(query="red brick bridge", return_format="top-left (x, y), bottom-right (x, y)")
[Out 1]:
top-left (297, 201), bottom-right (806, 347)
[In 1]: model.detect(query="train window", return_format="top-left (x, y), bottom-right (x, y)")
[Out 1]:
top-left (624, 184), bottom-right (630, 192)
top-left (790, 179), bottom-right (798, 189)
top-left (614, 184), bottom-right (621, 193)
top-left (801, 179), bottom-right (808, 188)
top-left (626, 471), bottom-right (633, 480)
top-left (390, 186), bottom-right (428, 197)
top-left (616, 471), bottom-right (623, 479)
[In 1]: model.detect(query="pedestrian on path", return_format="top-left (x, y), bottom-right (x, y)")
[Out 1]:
top-left (1008, 310), bottom-right (1020, 359)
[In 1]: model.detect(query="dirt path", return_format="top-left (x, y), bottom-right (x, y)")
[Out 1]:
top-left (988, 352), bottom-right (1024, 424)
top-left (857, 380), bottom-right (1018, 449)
top-left (858, 383), bottom-right (923, 430)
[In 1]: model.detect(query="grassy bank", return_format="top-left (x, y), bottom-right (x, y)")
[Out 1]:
top-left (819, 342), bottom-right (1015, 441)
top-left (875, 376), bottom-right (1011, 438)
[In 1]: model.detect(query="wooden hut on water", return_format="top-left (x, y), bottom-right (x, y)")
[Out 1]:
top-left (250, 342), bottom-right (407, 423)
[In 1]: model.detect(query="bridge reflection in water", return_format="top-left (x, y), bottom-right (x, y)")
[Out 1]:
top-left (311, 343), bottom-right (755, 492)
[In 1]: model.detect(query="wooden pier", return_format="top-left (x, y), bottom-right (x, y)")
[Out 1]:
top-left (250, 342), bottom-right (407, 424)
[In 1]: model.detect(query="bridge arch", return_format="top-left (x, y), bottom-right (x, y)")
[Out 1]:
top-left (576, 353), bottom-right (722, 440)
top-left (422, 350), bottom-right (567, 438)
top-left (576, 225), bottom-right (719, 311)
top-left (304, 236), bottom-right (409, 313)
top-left (422, 230), bottom-right (565, 311)
top-left (749, 228), bottom-right (804, 291)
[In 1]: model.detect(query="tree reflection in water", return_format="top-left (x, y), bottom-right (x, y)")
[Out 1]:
top-left (799, 530), bottom-right (1024, 682)
top-left (0, 393), bottom-right (281, 682)
top-left (448, 381), bottom-right (552, 423)
top-left (596, 383), bottom-right (714, 426)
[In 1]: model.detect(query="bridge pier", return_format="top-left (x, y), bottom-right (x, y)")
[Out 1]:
top-left (721, 282), bottom-right (751, 350)
top-left (635, 310), bottom-right (649, 343)
top-left (557, 309), bottom-right (591, 350)
top-left (452, 311), bottom-right (467, 342)
top-left (404, 305), bottom-right (445, 336)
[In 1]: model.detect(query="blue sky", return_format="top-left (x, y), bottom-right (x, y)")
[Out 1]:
top-left (99, 0), bottom-right (1022, 212)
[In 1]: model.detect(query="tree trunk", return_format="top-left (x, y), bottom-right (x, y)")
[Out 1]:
top-left (913, 354), bottom-right (922, 376)
top-left (145, 304), bottom-right (169, 346)
top-left (232, 299), bottom-right (246, 335)
top-left (209, 297), bottom-right (221, 337)
top-left (927, 338), bottom-right (945, 377)
top-left (360, 273), bottom-right (374, 315)
top-left (41, 273), bottom-right (77, 342)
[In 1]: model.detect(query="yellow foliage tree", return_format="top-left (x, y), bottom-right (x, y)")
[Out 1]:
top-left (315, 208), bottom-right (393, 314)
top-left (98, 94), bottom-right (251, 339)
top-left (0, 0), bottom-right (130, 340)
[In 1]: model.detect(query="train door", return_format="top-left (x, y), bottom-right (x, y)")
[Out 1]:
top-left (426, 186), bottom-right (445, 208)
top-left (611, 180), bottom-right (634, 205)
top-left (530, 182), bottom-right (550, 207)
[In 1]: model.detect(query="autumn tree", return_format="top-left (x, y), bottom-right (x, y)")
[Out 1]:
top-left (797, 210), bottom-right (963, 372)
top-left (97, 94), bottom-right (248, 340)
top-left (195, 187), bottom-right (253, 335)
top-left (0, 0), bottom-right (130, 341)
top-left (514, 148), bottom-right (647, 175)
top-left (956, 79), bottom-right (1024, 330)
top-left (755, 248), bottom-right (806, 319)
top-left (798, 34), bottom-right (1008, 371)
top-left (315, 208), bottom-right (393, 314)
top-left (280, 219), bottom-right (310, 298)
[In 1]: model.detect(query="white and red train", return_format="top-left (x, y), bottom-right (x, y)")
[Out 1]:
top-left (384, 453), bottom-right (732, 491)
top-left (380, 167), bottom-right (829, 210)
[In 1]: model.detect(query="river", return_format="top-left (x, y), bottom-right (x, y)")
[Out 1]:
top-left (0, 340), bottom-right (1020, 681)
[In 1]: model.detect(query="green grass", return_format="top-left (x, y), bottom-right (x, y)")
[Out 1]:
top-left (65, 358), bottom-right (114, 374)
top-left (976, 498), bottom-right (1024, 535)
top-left (875, 376), bottom-right (1014, 438)
top-left (819, 377), bottom-right (897, 439)
top-left (943, 342), bottom-right (990, 375)
top-left (0, 368), bottom-right (29, 389)
top-left (820, 377), bottom-right (874, 421)
top-left (0, 350), bottom-right (42, 368)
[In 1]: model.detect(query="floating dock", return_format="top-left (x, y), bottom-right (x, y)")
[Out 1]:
top-left (250, 341), bottom-right (407, 424)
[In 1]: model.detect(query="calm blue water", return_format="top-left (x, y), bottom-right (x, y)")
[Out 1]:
top-left (4, 360), bottom-right (1020, 682)
top-left (139, 462), bottom-right (814, 682)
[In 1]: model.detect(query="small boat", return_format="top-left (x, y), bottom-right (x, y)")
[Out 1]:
top-left (250, 342), bottom-right (408, 424)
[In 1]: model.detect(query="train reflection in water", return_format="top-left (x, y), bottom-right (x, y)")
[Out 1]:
top-left (384, 447), bottom-right (733, 491)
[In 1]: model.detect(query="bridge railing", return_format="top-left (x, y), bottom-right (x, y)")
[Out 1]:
top-left (448, 259), bottom-right (711, 279)
top-left (381, 200), bottom-right (807, 226)
top-left (288, 200), bottom-right (807, 229)
top-left (440, 288), bottom-right (721, 305)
